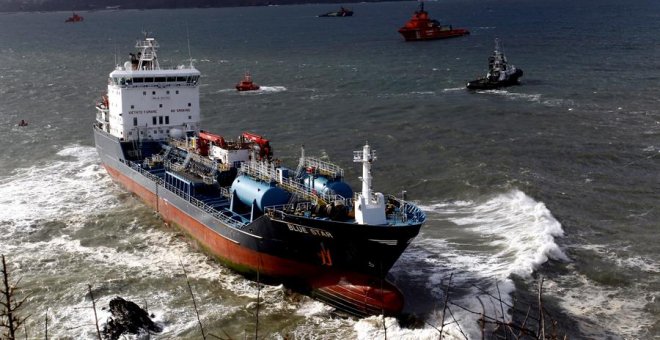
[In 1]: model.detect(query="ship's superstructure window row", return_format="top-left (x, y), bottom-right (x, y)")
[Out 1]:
top-left (110, 75), bottom-right (200, 87)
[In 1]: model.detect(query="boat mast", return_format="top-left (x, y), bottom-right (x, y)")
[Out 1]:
top-left (353, 143), bottom-right (386, 225)
top-left (136, 33), bottom-right (160, 71)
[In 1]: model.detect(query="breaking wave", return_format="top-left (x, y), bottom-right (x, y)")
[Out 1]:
top-left (358, 189), bottom-right (569, 339)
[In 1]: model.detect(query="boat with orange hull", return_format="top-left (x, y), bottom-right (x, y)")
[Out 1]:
top-left (398, 2), bottom-right (469, 41)
top-left (94, 35), bottom-right (425, 317)
top-left (65, 12), bottom-right (84, 23)
top-left (235, 72), bottom-right (260, 91)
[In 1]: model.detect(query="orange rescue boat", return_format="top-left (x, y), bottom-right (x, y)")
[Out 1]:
top-left (398, 2), bottom-right (469, 41)
top-left (236, 72), bottom-right (260, 92)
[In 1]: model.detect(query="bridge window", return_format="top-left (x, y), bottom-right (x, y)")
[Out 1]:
top-left (133, 117), bottom-right (137, 126)
top-left (165, 116), bottom-right (169, 124)
top-left (144, 77), bottom-right (154, 83)
top-left (155, 77), bottom-right (166, 83)
top-left (152, 116), bottom-right (157, 125)
top-left (133, 78), bottom-right (144, 83)
top-left (159, 116), bottom-right (163, 124)
top-left (167, 77), bottom-right (176, 82)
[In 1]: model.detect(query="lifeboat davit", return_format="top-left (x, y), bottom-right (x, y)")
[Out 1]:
top-left (235, 72), bottom-right (260, 92)
top-left (398, 2), bottom-right (469, 41)
top-left (241, 131), bottom-right (272, 160)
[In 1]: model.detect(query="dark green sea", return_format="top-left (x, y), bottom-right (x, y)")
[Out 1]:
top-left (0, 0), bottom-right (658, 338)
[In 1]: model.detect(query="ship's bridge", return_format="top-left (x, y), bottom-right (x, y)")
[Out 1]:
top-left (103, 68), bottom-right (201, 142)
top-left (108, 68), bottom-right (201, 88)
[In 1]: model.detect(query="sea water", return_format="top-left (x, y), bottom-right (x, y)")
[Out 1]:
top-left (0, 0), bottom-right (658, 338)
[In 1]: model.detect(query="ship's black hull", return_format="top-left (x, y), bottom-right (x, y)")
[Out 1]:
top-left (466, 69), bottom-right (523, 90)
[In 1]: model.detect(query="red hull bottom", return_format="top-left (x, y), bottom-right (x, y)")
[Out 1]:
top-left (103, 164), bottom-right (404, 315)
top-left (399, 28), bottom-right (470, 41)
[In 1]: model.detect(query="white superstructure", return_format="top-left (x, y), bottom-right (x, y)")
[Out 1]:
top-left (487, 38), bottom-right (518, 82)
top-left (96, 35), bottom-right (201, 142)
top-left (353, 143), bottom-right (386, 225)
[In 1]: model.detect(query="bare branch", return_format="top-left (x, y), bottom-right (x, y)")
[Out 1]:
top-left (88, 285), bottom-right (102, 340)
top-left (439, 273), bottom-right (453, 338)
top-left (538, 277), bottom-right (545, 340)
top-left (180, 260), bottom-right (206, 340)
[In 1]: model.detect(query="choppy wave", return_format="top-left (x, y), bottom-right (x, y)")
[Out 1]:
top-left (0, 145), bottom-right (116, 236)
top-left (0, 145), bottom-right (266, 338)
top-left (420, 189), bottom-right (569, 276)
top-left (257, 85), bottom-right (287, 93)
top-left (354, 189), bottom-right (568, 338)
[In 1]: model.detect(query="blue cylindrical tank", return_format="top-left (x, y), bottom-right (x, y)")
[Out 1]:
top-left (303, 175), bottom-right (353, 199)
top-left (231, 175), bottom-right (290, 212)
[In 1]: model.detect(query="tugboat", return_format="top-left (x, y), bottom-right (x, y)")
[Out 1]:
top-left (467, 38), bottom-right (523, 90)
top-left (318, 6), bottom-right (353, 17)
top-left (235, 72), bottom-right (260, 92)
top-left (93, 34), bottom-right (426, 317)
top-left (398, 2), bottom-right (469, 41)
top-left (65, 12), bottom-right (84, 23)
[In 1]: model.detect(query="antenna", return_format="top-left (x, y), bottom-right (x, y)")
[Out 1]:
top-left (113, 39), bottom-right (118, 67)
top-left (186, 23), bottom-right (193, 67)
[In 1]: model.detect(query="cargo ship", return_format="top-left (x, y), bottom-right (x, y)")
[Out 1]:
top-left (93, 35), bottom-right (426, 316)
top-left (398, 2), bottom-right (469, 41)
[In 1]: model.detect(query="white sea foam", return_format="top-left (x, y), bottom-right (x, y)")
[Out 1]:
top-left (477, 89), bottom-right (542, 103)
top-left (475, 89), bottom-right (574, 107)
top-left (0, 145), bottom-right (116, 236)
top-left (547, 269), bottom-right (657, 338)
top-left (366, 189), bottom-right (569, 339)
top-left (442, 87), bottom-right (466, 92)
top-left (233, 85), bottom-right (287, 94)
top-left (355, 316), bottom-right (440, 340)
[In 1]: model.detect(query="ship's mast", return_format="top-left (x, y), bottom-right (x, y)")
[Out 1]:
top-left (356, 143), bottom-right (375, 199)
top-left (353, 143), bottom-right (386, 225)
top-left (135, 34), bottom-right (160, 71)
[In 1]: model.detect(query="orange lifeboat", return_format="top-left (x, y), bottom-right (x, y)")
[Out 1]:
top-left (398, 2), bottom-right (469, 41)
top-left (235, 72), bottom-right (260, 92)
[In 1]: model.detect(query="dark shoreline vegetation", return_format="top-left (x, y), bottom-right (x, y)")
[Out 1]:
top-left (0, 0), bottom-right (397, 13)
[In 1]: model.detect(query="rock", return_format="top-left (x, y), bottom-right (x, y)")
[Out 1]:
top-left (101, 296), bottom-right (162, 340)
